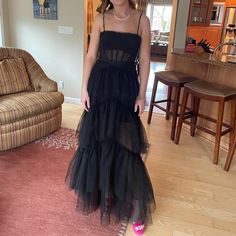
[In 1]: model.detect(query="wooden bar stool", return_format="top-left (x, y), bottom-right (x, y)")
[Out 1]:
top-left (174, 80), bottom-right (236, 165)
top-left (147, 71), bottom-right (197, 140)
top-left (224, 131), bottom-right (236, 171)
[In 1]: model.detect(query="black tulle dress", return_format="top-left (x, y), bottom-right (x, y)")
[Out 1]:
top-left (66, 15), bottom-right (156, 225)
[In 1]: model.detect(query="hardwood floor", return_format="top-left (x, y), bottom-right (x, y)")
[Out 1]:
top-left (62, 103), bottom-right (236, 236)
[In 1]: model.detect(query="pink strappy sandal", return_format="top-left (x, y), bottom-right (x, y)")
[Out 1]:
top-left (132, 221), bottom-right (145, 235)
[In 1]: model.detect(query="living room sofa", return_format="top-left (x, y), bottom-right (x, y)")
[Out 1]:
top-left (0, 47), bottom-right (64, 151)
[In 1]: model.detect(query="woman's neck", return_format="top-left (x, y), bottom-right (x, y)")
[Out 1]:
top-left (113, 4), bottom-right (131, 18)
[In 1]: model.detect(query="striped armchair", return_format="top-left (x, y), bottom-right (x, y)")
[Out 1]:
top-left (0, 47), bottom-right (64, 151)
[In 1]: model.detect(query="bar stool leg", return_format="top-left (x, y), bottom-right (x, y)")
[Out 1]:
top-left (213, 99), bottom-right (225, 165)
top-left (171, 86), bottom-right (181, 141)
top-left (190, 96), bottom-right (200, 137)
top-left (224, 100), bottom-right (236, 171)
top-left (147, 77), bottom-right (158, 124)
top-left (229, 100), bottom-right (236, 150)
top-left (174, 88), bottom-right (189, 144)
top-left (224, 134), bottom-right (236, 171)
top-left (166, 86), bottom-right (172, 120)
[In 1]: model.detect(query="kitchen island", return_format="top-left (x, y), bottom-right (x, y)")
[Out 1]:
top-left (171, 48), bottom-right (236, 150)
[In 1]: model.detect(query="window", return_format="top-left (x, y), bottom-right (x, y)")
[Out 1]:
top-left (147, 4), bottom-right (172, 32)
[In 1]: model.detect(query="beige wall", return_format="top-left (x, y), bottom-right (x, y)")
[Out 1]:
top-left (4, 0), bottom-right (85, 102)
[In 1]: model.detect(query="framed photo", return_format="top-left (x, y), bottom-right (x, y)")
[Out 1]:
top-left (33, 0), bottom-right (57, 20)
top-left (194, 0), bottom-right (201, 4)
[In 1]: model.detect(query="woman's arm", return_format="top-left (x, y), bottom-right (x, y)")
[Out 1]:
top-left (81, 14), bottom-right (102, 111)
top-left (134, 15), bottom-right (151, 115)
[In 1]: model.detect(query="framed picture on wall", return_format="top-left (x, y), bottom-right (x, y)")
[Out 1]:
top-left (33, 0), bottom-right (58, 20)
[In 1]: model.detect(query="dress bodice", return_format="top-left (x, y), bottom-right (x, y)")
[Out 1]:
top-left (98, 31), bottom-right (141, 64)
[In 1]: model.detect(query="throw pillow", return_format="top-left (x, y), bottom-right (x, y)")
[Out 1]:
top-left (0, 58), bottom-right (31, 95)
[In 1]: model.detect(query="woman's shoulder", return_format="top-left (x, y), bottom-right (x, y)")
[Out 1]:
top-left (131, 10), bottom-right (150, 26)
top-left (139, 13), bottom-right (150, 28)
top-left (93, 13), bottom-right (104, 30)
top-left (95, 11), bottom-right (113, 22)
top-left (103, 9), bottom-right (113, 18)
top-left (94, 13), bottom-right (103, 23)
top-left (138, 11), bottom-right (149, 22)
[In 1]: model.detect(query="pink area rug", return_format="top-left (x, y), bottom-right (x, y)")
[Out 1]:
top-left (0, 128), bottom-right (128, 236)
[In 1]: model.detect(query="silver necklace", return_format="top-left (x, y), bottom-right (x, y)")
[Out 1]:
top-left (113, 11), bottom-right (131, 21)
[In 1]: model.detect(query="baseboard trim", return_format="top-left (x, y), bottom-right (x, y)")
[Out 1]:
top-left (64, 97), bottom-right (81, 104)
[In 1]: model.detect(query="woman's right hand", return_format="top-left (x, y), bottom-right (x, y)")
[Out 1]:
top-left (81, 89), bottom-right (90, 112)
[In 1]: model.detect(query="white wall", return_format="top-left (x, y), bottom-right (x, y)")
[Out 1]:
top-left (0, 0), bottom-right (9, 46)
top-left (149, 0), bottom-right (172, 5)
top-left (166, 0), bottom-right (178, 70)
top-left (4, 0), bottom-right (85, 102)
top-left (0, 0), bottom-right (3, 46)
top-left (173, 0), bottom-right (190, 49)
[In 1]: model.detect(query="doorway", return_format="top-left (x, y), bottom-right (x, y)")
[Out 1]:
top-left (145, 1), bottom-right (173, 112)
top-left (147, 2), bottom-right (173, 63)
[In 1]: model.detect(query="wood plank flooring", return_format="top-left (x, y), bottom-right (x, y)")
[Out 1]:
top-left (62, 103), bottom-right (236, 236)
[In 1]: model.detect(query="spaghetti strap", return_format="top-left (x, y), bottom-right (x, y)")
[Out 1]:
top-left (137, 12), bottom-right (143, 34)
top-left (103, 13), bottom-right (105, 31)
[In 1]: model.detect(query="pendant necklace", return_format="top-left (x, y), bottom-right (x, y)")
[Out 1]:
top-left (113, 10), bottom-right (131, 21)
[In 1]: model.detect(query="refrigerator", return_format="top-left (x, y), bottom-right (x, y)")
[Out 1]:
top-left (221, 7), bottom-right (236, 56)
top-left (221, 7), bottom-right (236, 43)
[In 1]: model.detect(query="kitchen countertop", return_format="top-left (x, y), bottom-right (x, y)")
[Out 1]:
top-left (172, 48), bottom-right (236, 69)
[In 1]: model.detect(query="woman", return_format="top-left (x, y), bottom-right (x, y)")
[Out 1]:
top-left (66, 0), bottom-right (156, 234)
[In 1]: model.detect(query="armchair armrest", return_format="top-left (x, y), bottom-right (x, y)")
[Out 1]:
top-left (31, 75), bottom-right (58, 92)
top-left (27, 61), bottom-right (58, 92)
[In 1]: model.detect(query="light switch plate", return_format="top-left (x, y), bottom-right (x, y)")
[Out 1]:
top-left (58, 26), bottom-right (73, 35)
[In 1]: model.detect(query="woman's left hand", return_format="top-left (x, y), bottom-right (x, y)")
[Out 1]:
top-left (134, 96), bottom-right (145, 116)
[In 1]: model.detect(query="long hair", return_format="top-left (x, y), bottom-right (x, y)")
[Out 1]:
top-left (96, 0), bottom-right (136, 14)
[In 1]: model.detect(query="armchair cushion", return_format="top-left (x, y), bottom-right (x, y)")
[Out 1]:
top-left (0, 58), bottom-right (31, 95)
top-left (0, 91), bottom-right (64, 124)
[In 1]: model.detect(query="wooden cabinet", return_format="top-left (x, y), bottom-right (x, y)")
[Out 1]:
top-left (187, 0), bottom-right (225, 47)
top-left (204, 26), bottom-right (223, 47)
top-left (226, 0), bottom-right (236, 7)
top-left (187, 26), bottom-right (205, 42)
top-left (188, 0), bottom-right (213, 26)
top-left (187, 26), bottom-right (223, 47)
